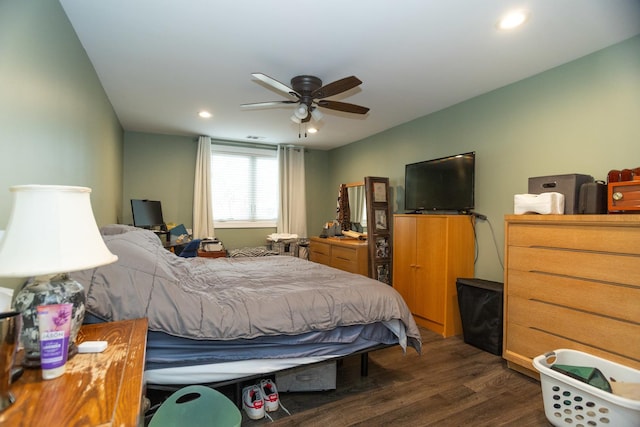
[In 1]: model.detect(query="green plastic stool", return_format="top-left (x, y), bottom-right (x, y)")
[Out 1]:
top-left (149, 385), bottom-right (241, 427)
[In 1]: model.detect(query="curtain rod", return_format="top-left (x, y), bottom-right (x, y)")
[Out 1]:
top-left (195, 137), bottom-right (307, 152)
top-left (195, 137), bottom-right (277, 151)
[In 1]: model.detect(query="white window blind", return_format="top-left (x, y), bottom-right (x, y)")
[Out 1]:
top-left (210, 144), bottom-right (278, 228)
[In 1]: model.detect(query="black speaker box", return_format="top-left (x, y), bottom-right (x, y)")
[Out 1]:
top-left (528, 174), bottom-right (594, 214)
top-left (579, 181), bottom-right (607, 214)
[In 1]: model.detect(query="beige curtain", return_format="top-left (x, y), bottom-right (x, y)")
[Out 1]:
top-left (192, 136), bottom-right (215, 238)
top-left (277, 145), bottom-right (307, 236)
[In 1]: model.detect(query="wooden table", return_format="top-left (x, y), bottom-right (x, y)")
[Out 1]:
top-left (0, 318), bottom-right (148, 427)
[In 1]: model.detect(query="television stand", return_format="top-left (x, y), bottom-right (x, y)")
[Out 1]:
top-left (406, 210), bottom-right (466, 215)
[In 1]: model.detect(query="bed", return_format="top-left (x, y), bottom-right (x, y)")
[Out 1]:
top-left (71, 225), bottom-right (422, 389)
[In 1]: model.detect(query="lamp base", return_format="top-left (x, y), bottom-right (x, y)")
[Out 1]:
top-left (13, 273), bottom-right (85, 368)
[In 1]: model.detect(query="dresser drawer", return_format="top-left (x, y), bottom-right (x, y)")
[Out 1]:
top-left (505, 323), bottom-right (640, 372)
top-left (309, 251), bottom-right (330, 265)
top-left (507, 245), bottom-right (640, 287)
top-left (507, 269), bottom-right (639, 323)
top-left (309, 239), bottom-right (330, 256)
top-left (309, 240), bottom-right (331, 265)
top-left (331, 246), bottom-right (359, 273)
top-left (507, 222), bottom-right (640, 255)
top-left (507, 296), bottom-right (640, 368)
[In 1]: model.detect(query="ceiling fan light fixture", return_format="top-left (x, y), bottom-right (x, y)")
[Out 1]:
top-left (290, 114), bottom-right (302, 124)
top-left (310, 107), bottom-right (323, 122)
top-left (294, 104), bottom-right (308, 119)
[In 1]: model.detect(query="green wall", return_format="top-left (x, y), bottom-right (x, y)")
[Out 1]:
top-left (328, 35), bottom-right (640, 282)
top-left (0, 0), bottom-right (123, 227)
top-left (0, 0), bottom-right (123, 291)
top-left (122, 132), bottom-right (197, 226)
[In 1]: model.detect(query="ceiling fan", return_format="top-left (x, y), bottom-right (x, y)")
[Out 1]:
top-left (241, 73), bottom-right (370, 124)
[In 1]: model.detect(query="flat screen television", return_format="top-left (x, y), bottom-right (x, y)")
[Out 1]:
top-left (404, 151), bottom-right (475, 213)
top-left (131, 199), bottom-right (165, 229)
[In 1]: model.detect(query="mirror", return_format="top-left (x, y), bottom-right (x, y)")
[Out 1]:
top-left (345, 182), bottom-right (367, 232)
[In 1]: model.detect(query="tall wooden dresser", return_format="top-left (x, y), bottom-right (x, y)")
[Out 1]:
top-left (504, 215), bottom-right (640, 378)
top-left (393, 214), bottom-right (475, 337)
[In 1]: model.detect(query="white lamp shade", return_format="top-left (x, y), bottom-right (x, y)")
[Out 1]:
top-left (0, 185), bottom-right (117, 277)
top-left (310, 107), bottom-right (323, 121)
top-left (294, 104), bottom-right (308, 119)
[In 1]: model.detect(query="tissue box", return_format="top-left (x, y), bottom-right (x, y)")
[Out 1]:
top-left (514, 192), bottom-right (564, 215)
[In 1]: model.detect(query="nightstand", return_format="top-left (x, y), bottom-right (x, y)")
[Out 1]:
top-left (197, 249), bottom-right (227, 258)
top-left (0, 318), bottom-right (148, 426)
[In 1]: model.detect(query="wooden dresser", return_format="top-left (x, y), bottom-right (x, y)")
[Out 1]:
top-left (309, 236), bottom-right (369, 276)
top-left (392, 214), bottom-right (475, 337)
top-left (0, 318), bottom-right (148, 426)
top-left (504, 215), bottom-right (640, 378)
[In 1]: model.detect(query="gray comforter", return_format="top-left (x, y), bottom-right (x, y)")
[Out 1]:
top-left (72, 226), bottom-right (421, 353)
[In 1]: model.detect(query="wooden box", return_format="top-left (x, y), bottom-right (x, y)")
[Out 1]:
top-left (608, 179), bottom-right (640, 212)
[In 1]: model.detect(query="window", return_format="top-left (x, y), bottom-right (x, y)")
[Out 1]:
top-left (210, 144), bottom-right (278, 228)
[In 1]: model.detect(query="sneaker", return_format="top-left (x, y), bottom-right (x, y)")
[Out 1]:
top-left (259, 379), bottom-right (279, 412)
top-left (242, 385), bottom-right (265, 420)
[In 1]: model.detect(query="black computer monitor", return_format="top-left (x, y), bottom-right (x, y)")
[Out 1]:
top-left (131, 199), bottom-right (165, 229)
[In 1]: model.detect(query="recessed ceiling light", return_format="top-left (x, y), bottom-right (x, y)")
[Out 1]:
top-left (198, 111), bottom-right (212, 118)
top-left (497, 10), bottom-right (529, 30)
top-left (308, 127), bottom-right (318, 134)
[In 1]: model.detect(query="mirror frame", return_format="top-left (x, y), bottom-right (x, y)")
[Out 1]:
top-left (344, 181), bottom-right (366, 232)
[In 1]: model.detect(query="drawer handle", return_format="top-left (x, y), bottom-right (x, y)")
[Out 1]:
top-left (612, 191), bottom-right (624, 201)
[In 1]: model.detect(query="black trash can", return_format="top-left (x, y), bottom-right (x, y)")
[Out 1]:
top-left (456, 278), bottom-right (503, 356)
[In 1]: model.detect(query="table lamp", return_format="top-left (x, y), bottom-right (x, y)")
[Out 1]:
top-left (0, 185), bottom-right (117, 366)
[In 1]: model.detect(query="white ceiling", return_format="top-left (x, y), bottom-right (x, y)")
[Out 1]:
top-left (59, 0), bottom-right (640, 150)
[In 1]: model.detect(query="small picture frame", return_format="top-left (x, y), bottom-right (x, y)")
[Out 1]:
top-left (376, 263), bottom-right (390, 284)
top-left (374, 209), bottom-right (387, 230)
top-left (375, 236), bottom-right (389, 259)
top-left (373, 182), bottom-right (387, 203)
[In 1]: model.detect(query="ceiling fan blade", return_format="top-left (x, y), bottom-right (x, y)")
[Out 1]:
top-left (311, 76), bottom-right (362, 99)
top-left (251, 73), bottom-right (300, 98)
top-left (317, 100), bottom-right (369, 114)
top-left (241, 100), bottom-right (297, 108)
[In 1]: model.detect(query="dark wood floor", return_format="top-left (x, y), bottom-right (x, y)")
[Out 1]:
top-left (240, 327), bottom-right (550, 426)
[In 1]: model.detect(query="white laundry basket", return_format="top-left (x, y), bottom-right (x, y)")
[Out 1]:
top-left (533, 349), bottom-right (640, 427)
